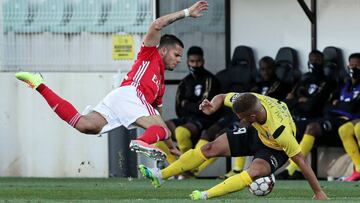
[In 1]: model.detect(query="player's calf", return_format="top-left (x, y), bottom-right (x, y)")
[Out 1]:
top-left (15, 71), bottom-right (84, 129)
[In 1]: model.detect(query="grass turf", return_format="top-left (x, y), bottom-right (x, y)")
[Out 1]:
top-left (0, 177), bottom-right (360, 202)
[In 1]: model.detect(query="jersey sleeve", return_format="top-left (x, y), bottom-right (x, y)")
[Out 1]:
top-left (274, 125), bottom-right (301, 157)
top-left (224, 92), bottom-right (241, 108)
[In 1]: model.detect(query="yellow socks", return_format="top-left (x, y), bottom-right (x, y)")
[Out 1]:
top-left (175, 126), bottom-right (193, 154)
top-left (354, 122), bottom-right (360, 147)
top-left (154, 141), bottom-right (177, 164)
top-left (339, 122), bottom-right (360, 172)
top-left (287, 134), bottom-right (315, 175)
top-left (233, 157), bottom-right (246, 171)
top-left (195, 139), bottom-right (209, 149)
top-left (161, 148), bottom-right (207, 179)
top-left (193, 139), bottom-right (217, 175)
top-left (206, 171), bottom-right (253, 199)
top-left (354, 122), bottom-right (360, 172)
top-left (299, 134), bottom-right (316, 157)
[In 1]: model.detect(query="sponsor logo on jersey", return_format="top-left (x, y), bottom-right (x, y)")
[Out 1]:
top-left (270, 155), bottom-right (278, 169)
top-left (233, 127), bottom-right (247, 135)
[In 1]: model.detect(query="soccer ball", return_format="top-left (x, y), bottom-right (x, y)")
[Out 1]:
top-left (248, 174), bottom-right (275, 196)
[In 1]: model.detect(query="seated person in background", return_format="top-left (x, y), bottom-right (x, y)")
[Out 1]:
top-left (139, 93), bottom-right (328, 200)
top-left (279, 50), bottom-right (337, 179)
top-left (214, 56), bottom-right (293, 178)
top-left (337, 53), bottom-right (360, 181)
top-left (251, 56), bottom-right (291, 100)
top-left (155, 46), bottom-right (221, 164)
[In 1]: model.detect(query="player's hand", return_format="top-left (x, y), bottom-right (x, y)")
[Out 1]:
top-left (199, 99), bottom-right (215, 115)
top-left (286, 93), bottom-right (294, 99)
top-left (298, 96), bottom-right (308, 103)
top-left (313, 190), bottom-right (328, 200)
top-left (188, 0), bottom-right (208, 18)
top-left (169, 147), bottom-right (182, 156)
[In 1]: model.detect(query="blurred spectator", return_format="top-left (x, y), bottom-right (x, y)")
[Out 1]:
top-left (251, 56), bottom-right (291, 100)
top-left (194, 56), bottom-right (293, 178)
top-left (337, 53), bottom-right (360, 181)
top-left (279, 50), bottom-right (337, 179)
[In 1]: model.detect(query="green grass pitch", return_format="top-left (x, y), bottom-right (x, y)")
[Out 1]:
top-left (0, 177), bottom-right (360, 202)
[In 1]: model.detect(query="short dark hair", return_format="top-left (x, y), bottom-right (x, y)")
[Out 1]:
top-left (349, 53), bottom-right (360, 61)
top-left (259, 56), bottom-right (275, 68)
top-left (232, 93), bottom-right (258, 114)
top-left (159, 34), bottom-right (184, 49)
top-left (187, 46), bottom-right (203, 57)
top-left (309, 50), bottom-right (324, 58)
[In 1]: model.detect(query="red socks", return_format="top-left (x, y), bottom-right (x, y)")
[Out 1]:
top-left (36, 84), bottom-right (81, 127)
top-left (138, 125), bottom-right (169, 144)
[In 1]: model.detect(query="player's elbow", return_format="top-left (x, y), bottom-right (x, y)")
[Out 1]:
top-left (76, 121), bottom-right (102, 135)
top-left (151, 19), bottom-right (164, 31)
top-left (290, 152), bottom-right (306, 166)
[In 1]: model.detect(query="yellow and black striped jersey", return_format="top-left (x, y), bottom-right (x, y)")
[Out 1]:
top-left (224, 92), bottom-right (301, 157)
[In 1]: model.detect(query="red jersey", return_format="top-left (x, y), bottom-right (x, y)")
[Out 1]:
top-left (121, 45), bottom-right (165, 107)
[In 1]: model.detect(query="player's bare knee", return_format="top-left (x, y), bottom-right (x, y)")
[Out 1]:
top-left (200, 142), bottom-right (220, 158)
top-left (164, 127), bottom-right (171, 139)
top-left (305, 122), bottom-right (321, 137)
top-left (248, 159), bottom-right (271, 179)
top-left (200, 142), bottom-right (214, 158)
top-left (76, 120), bottom-right (101, 134)
top-left (248, 169), bottom-right (262, 180)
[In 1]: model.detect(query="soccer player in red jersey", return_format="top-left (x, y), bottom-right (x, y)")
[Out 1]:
top-left (15, 1), bottom-right (209, 161)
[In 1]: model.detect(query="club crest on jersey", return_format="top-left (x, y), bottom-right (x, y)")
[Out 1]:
top-left (230, 93), bottom-right (241, 103)
top-left (194, 84), bottom-right (202, 96)
top-left (261, 87), bottom-right (269, 95)
top-left (308, 84), bottom-right (318, 95)
top-left (152, 74), bottom-right (161, 89)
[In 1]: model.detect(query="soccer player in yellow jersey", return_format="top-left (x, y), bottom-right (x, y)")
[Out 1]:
top-left (138, 92), bottom-right (328, 200)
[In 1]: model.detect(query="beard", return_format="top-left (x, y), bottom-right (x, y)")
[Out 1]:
top-left (165, 66), bottom-right (174, 71)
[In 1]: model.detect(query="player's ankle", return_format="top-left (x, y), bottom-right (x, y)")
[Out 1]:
top-left (200, 191), bottom-right (208, 200)
top-left (152, 167), bottom-right (163, 179)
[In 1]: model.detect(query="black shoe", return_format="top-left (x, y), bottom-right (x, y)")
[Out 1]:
top-left (276, 170), bottom-right (291, 180)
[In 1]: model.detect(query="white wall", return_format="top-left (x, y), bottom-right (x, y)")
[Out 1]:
top-left (317, 0), bottom-right (360, 60)
top-left (0, 73), bottom-right (114, 177)
top-left (231, 0), bottom-right (311, 71)
top-left (0, 71), bottom-right (179, 177)
top-left (231, 0), bottom-right (360, 71)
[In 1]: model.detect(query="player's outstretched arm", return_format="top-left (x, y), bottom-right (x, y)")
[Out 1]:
top-left (143, 0), bottom-right (208, 47)
top-left (199, 94), bottom-right (226, 115)
top-left (290, 153), bottom-right (328, 200)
